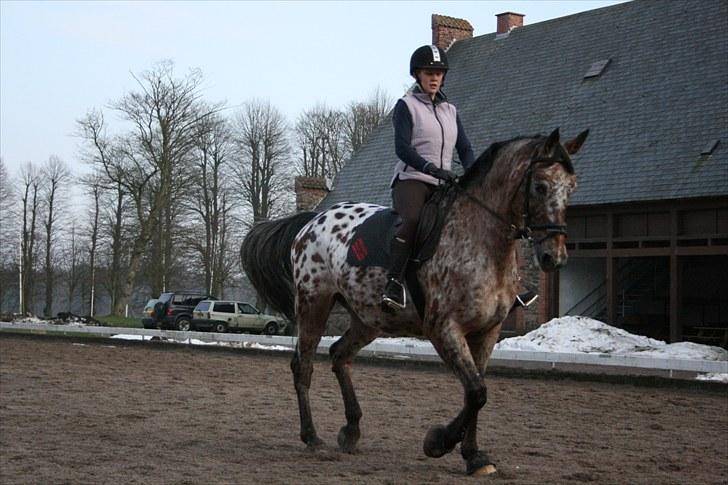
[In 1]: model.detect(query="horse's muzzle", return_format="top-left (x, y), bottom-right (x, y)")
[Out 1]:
top-left (534, 238), bottom-right (568, 272)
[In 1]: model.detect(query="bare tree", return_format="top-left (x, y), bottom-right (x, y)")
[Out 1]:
top-left (344, 87), bottom-right (392, 154)
top-left (0, 158), bottom-right (17, 312)
top-left (80, 175), bottom-right (103, 315)
top-left (78, 61), bottom-right (220, 314)
top-left (231, 99), bottom-right (293, 224)
top-left (294, 104), bottom-right (348, 179)
top-left (77, 109), bottom-right (127, 314)
top-left (19, 162), bottom-right (42, 314)
top-left (61, 223), bottom-right (85, 314)
top-left (185, 112), bottom-right (236, 296)
top-left (41, 156), bottom-right (70, 317)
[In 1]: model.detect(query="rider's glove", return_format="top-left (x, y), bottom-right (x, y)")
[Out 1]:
top-left (423, 163), bottom-right (458, 183)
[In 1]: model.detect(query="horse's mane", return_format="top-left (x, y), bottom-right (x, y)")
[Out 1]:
top-left (458, 135), bottom-right (539, 189)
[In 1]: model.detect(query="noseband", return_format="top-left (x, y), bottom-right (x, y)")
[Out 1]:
top-left (454, 154), bottom-right (571, 244)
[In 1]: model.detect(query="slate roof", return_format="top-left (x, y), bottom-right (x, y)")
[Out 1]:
top-left (320, 0), bottom-right (727, 209)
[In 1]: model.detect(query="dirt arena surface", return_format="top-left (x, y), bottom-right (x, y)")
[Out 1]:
top-left (1, 334), bottom-right (726, 484)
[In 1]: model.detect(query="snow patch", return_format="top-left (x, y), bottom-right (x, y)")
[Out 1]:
top-left (695, 373), bottom-right (728, 383)
top-left (495, 316), bottom-right (728, 361)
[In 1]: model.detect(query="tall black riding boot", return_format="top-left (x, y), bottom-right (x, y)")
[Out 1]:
top-left (381, 237), bottom-right (411, 312)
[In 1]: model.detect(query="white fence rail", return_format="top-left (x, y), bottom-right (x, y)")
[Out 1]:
top-left (1, 322), bottom-right (726, 376)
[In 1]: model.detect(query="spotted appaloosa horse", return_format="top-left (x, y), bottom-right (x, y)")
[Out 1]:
top-left (241, 128), bottom-right (588, 475)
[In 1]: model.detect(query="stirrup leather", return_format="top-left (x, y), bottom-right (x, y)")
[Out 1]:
top-left (382, 278), bottom-right (407, 311)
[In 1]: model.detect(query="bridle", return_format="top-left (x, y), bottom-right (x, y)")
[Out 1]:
top-left (452, 154), bottom-right (572, 244)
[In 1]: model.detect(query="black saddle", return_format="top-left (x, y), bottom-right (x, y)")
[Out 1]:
top-left (346, 185), bottom-right (458, 269)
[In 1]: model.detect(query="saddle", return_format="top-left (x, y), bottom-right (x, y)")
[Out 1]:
top-left (346, 185), bottom-right (457, 268)
top-left (346, 185), bottom-right (459, 319)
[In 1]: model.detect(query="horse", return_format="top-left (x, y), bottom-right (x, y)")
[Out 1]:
top-left (241, 128), bottom-right (588, 475)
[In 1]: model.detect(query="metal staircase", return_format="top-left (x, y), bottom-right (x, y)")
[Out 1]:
top-left (564, 258), bottom-right (669, 321)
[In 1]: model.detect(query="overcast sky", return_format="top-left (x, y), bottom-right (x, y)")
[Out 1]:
top-left (1, 0), bottom-right (626, 177)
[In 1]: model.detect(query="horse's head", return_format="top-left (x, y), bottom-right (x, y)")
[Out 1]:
top-left (521, 128), bottom-right (588, 272)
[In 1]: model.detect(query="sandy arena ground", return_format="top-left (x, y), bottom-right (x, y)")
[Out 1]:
top-left (1, 334), bottom-right (726, 484)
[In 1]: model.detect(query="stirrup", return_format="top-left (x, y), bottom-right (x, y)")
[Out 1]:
top-left (382, 279), bottom-right (407, 311)
top-left (515, 291), bottom-right (539, 308)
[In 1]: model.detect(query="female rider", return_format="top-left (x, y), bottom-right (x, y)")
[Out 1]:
top-left (382, 45), bottom-right (537, 313)
top-left (381, 45), bottom-right (474, 311)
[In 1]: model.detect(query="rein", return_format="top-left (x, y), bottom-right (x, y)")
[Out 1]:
top-left (453, 155), bottom-right (570, 243)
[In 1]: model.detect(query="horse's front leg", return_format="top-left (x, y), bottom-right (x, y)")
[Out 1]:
top-left (329, 317), bottom-right (380, 453)
top-left (459, 324), bottom-right (502, 475)
top-left (425, 320), bottom-right (494, 475)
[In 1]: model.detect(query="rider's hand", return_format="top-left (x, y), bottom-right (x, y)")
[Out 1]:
top-left (423, 163), bottom-right (457, 183)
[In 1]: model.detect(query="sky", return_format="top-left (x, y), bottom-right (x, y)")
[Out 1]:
top-left (0, 0), bottom-right (627, 178)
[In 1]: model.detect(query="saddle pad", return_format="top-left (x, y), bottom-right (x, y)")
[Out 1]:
top-left (346, 208), bottom-right (400, 268)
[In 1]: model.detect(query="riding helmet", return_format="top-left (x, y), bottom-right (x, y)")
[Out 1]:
top-left (409, 45), bottom-right (449, 76)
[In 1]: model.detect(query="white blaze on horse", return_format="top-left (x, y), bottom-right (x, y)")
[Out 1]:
top-left (241, 128), bottom-right (588, 475)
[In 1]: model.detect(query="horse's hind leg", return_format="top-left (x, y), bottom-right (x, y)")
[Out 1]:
top-left (329, 317), bottom-right (380, 453)
top-left (291, 292), bottom-right (333, 448)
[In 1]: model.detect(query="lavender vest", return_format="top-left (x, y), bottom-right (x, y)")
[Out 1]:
top-left (390, 91), bottom-right (459, 187)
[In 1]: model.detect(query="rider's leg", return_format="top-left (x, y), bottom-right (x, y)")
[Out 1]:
top-left (382, 179), bottom-right (433, 311)
top-left (382, 236), bottom-right (411, 309)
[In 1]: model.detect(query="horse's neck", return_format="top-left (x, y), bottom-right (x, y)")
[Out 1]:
top-left (444, 149), bottom-right (529, 273)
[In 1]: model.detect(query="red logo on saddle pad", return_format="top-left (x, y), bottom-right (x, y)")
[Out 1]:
top-left (351, 238), bottom-right (368, 261)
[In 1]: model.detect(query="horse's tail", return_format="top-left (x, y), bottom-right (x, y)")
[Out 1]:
top-left (241, 211), bottom-right (318, 322)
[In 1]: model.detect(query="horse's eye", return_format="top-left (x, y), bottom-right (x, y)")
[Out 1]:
top-left (534, 183), bottom-right (548, 196)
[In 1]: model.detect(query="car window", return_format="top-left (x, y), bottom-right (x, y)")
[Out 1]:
top-left (144, 299), bottom-right (158, 310)
top-left (158, 293), bottom-right (173, 304)
top-left (215, 302), bottom-right (235, 313)
top-left (240, 304), bottom-right (257, 314)
top-left (173, 294), bottom-right (186, 304)
top-left (184, 296), bottom-right (204, 306)
top-left (195, 301), bottom-right (211, 312)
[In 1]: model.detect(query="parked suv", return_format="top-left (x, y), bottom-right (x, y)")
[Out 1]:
top-left (192, 300), bottom-right (287, 334)
top-left (142, 291), bottom-right (216, 331)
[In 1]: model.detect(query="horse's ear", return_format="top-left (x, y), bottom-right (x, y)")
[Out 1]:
top-left (543, 128), bottom-right (560, 154)
top-left (564, 129), bottom-right (590, 155)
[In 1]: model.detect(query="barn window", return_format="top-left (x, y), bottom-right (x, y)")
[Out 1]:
top-left (583, 59), bottom-right (611, 79)
top-left (701, 139), bottom-right (720, 156)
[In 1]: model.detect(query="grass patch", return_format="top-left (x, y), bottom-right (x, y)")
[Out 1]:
top-left (95, 315), bottom-right (141, 328)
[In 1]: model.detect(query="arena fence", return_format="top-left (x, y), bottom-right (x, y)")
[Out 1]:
top-left (1, 322), bottom-right (726, 378)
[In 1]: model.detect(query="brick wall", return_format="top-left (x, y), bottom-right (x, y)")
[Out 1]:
top-left (431, 14), bottom-right (473, 51)
top-left (295, 176), bottom-right (328, 212)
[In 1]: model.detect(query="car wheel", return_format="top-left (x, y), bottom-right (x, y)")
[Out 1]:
top-left (263, 322), bottom-right (278, 335)
top-left (214, 322), bottom-right (227, 333)
top-left (176, 318), bottom-right (191, 332)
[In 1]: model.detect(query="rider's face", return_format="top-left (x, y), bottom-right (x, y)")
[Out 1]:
top-left (416, 69), bottom-right (445, 98)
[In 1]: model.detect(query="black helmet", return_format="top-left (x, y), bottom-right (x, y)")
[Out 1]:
top-left (409, 45), bottom-right (449, 76)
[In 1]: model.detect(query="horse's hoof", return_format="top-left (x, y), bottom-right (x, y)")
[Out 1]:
top-left (466, 451), bottom-right (496, 475)
top-left (471, 464), bottom-right (497, 476)
top-left (337, 425), bottom-right (360, 454)
top-left (304, 436), bottom-right (325, 450)
top-left (423, 425), bottom-right (456, 458)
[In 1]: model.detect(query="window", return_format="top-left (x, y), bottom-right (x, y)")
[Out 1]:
top-left (195, 301), bottom-right (211, 312)
top-left (583, 59), bottom-right (611, 79)
top-left (239, 303), bottom-right (258, 314)
top-left (215, 302), bottom-right (235, 313)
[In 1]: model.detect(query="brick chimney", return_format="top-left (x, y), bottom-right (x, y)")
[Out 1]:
top-left (496, 12), bottom-right (525, 35)
top-left (294, 176), bottom-right (329, 212)
top-left (431, 14), bottom-right (473, 51)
